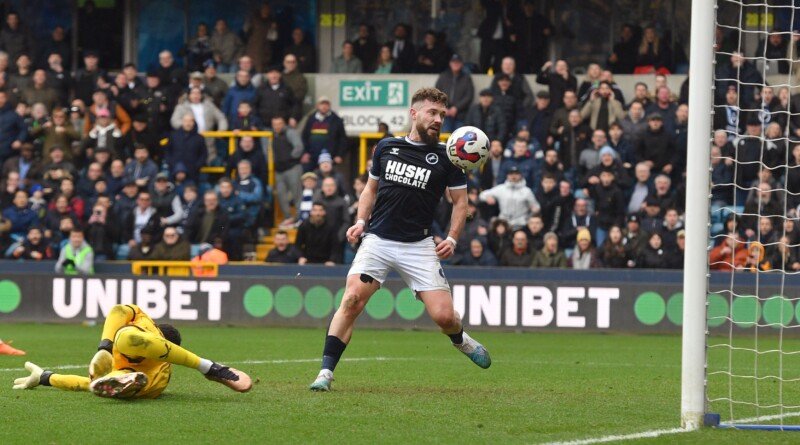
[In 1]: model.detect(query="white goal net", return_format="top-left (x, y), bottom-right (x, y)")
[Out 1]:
top-left (703, 0), bottom-right (800, 430)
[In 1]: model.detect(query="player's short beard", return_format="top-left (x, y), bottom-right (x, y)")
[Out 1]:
top-left (416, 121), bottom-right (439, 145)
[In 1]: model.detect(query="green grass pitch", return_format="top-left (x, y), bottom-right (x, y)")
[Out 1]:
top-left (1, 324), bottom-right (799, 444)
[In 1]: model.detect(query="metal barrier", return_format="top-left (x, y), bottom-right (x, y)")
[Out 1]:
top-left (357, 132), bottom-right (451, 173)
top-left (131, 261), bottom-right (219, 277)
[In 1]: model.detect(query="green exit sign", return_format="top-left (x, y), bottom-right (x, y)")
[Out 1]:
top-left (339, 80), bottom-right (408, 107)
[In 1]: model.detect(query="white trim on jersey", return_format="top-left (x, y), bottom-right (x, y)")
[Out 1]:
top-left (448, 184), bottom-right (467, 190)
top-left (368, 172), bottom-right (380, 180)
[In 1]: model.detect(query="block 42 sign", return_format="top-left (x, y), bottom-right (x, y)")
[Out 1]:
top-left (338, 80), bottom-right (410, 135)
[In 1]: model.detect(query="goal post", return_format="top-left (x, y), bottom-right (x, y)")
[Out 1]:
top-left (681, 0), bottom-right (716, 431)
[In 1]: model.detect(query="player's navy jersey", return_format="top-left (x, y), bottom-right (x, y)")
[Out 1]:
top-left (368, 136), bottom-right (467, 242)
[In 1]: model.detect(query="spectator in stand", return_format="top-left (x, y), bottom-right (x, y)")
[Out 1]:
top-left (743, 182), bottom-right (784, 234)
top-left (634, 26), bottom-right (671, 73)
top-left (319, 177), bottom-right (349, 244)
top-left (77, 161), bottom-right (104, 199)
top-left (435, 54), bottom-right (474, 133)
top-left (550, 90), bottom-right (582, 140)
top-left (733, 118), bottom-right (764, 204)
top-left (636, 114), bottom-right (674, 175)
top-left (479, 140), bottom-right (505, 195)
top-left (499, 229), bottom-right (532, 267)
top-left (229, 100), bottom-right (263, 131)
top-left (388, 23), bottom-right (416, 73)
top-left (660, 207), bottom-right (684, 251)
top-left (536, 60), bottom-right (577, 107)
top-left (569, 228), bottom-right (599, 269)
top-left (165, 114), bottom-right (207, 184)
top-left (296, 202), bottom-right (339, 265)
top-left (243, 3), bottom-right (279, 73)
top-left (84, 89), bottom-right (131, 137)
top-left (301, 96), bottom-right (347, 168)
top-left (498, 137), bottom-right (535, 185)
top-left (373, 45), bottom-right (397, 74)
top-left (217, 177), bottom-right (247, 259)
top-left (538, 148), bottom-right (564, 186)
top-left (587, 169), bottom-right (626, 246)
top-left (559, 198), bottom-right (596, 250)
top-left (124, 144), bottom-right (158, 189)
top-left (580, 81), bottom-right (625, 133)
top-left (55, 229), bottom-right (94, 274)
top-left (21, 70), bottom-right (58, 112)
top-left (416, 30), bottom-right (449, 74)
top-left (0, 90), bottom-right (26, 164)
top-left (170, 87), bottom-right (228, 163)
top-left (45, 52), bottom-right (71, 106)
top-left (229, 135), bottom-right (268, 184)
top-left (266, 230), bottom-right (302, 263)
top-left (649, 174), bottom-right (675, 214)
top-left (770, 236), bottom-right (799, 271)
top-left (8, 53), bottom-right (32, 95)
top-left (0, 170), bottom-right (19, 208)
top-left (82, 108), bottom-right (125, 161)
top-left (623, 214), bottom-right (648, 264)
top-left (646, 86), bottom-right (677, 133)
top-left (286, 27), bottom-right (316, 74)
top-left (627, 162), bottom-right (654, 214)
top-left (479, 166), bottom-right (538, 230)
top-left (10, 226), bottom-right (51, 260)
top-left (235, 159), bottom-right (264, 240)
top-left (222, 70), bottom-right (256, 124)
top-left (713, 86), bottom-right (744, 139)
top-left (314, 152), bottom-right (348, 197)
top-left (578, 63), bottom-right (602, 103)
top-left (129, 113), bottom-right (159, 159)
top-left (155, 50), bottom-right (188, 107)
top-left (282, 54), bottom-right (308, 106)
top-left (254, 65), bottom-right (300, 127)
top-left (636, 232), bottom-right (668, 268)
top-left (191, 240), bottom-right (229, 273)
top-left (577, 129), bottom-right (609, 180)
top-left (3, 189), bottom-right (39, 239)
top-left (128, 228), bottom-right (157, 260)
top-left (639, 196), bottom-right (663, 234)
top-left (708, 232), bottom-right (745, 271)
top-left (600, 225), bottom-right (628, 268)
top-left (607, 122), bottom-right (634, 171)
top-left (187, 190), bottom-right (229, 247)
top-left (608, 24), bottom-right (639, 74)
top-left (532, 231), bottom-right (567, 268)
top-left (465, 89), bottom-right (507, 143)
top-left (716, 52), bottom-right (762, 106)
top-left (534, 173), bottom-right (562, 230)
top-left (710, 145), bottom-right (734, 207)
top-left (332, 41), bottom-right (362, 74)
top-left (43, 194), bottom-right (79, 237)
top-left (150, 172), bottom-right (180, 224)
top-left (183, 23), bottom-right (213, 72)
top-left (121, 190), bottom-right (159, 253)
top-left (0, 12), bottom-right (31, 63)
top-left (151, 226), bottom-right (190, 261)
top-left (2, 143), bottom-right (40, 188)
top-left (73, 51), bottom-right (105, 106)
top-left (524, 91), bottom-right (553, 149)
top-left (582, 146), bottom-right (632, 192)
top-left (86, 200), bottom-right (117, 257)
top-left (202, 60), bottom-right (228, 107)
top-left (492, 73), bottom-right (521, 138)
top-left (455, 238), bottom-right (498, 266)
top-left (141, 71), bottom-right (169, 134)
top-left (210, 19), bottom-right (243, 73)
top-left (478, 0), bottom-right (515, 72)
top-left (621, 100), bottom-right (647, 147)
top-left (353, 24), bottom-right (379, 73)
top-left (522, 215), bottom-right (546, 251)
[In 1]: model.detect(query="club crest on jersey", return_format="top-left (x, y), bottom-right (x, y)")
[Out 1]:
top-left (425, 153), bottom-right (439, 165)
top-left (385, 159), bottom-right (432, 189)
top-left (390, 147), bottom-right (400, 155)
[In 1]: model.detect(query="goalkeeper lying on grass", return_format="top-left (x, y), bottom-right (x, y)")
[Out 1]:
top-left (12, 304), bottom-right (251, 398)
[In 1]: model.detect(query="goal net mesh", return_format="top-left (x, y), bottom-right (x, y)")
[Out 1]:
top-left (707, 0), bottom-right (800, 426)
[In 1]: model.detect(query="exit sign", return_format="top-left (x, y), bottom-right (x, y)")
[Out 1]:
top-left (339, 80), bottom-right (408, 107)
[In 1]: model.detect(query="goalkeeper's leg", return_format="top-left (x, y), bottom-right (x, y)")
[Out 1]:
top-left (111, 327), bottom-right (251, 392)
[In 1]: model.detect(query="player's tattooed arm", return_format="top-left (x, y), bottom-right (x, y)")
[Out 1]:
top-left (347, 178), bottom-right (379, 243)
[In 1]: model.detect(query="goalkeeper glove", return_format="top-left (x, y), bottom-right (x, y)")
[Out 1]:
top-left (12, 362), bottom-right (45, 390)
top-left (89, 349), bottom-right (113, 380)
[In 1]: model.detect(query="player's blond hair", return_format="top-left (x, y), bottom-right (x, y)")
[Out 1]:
top-left (411, 87), bottom-right (448, 107)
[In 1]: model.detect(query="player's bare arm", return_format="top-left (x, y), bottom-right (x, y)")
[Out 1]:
top-left (346, 177), bottom-right (378, 243)
top-left (436, 187), bottom-right (467, 260)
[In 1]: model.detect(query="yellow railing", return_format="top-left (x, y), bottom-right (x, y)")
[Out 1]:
top-left (131, 261), bottom-right (219, 277)
top-left (357, 132), bottom-right (451, 174)
top-left (199, 131), bottom-right (274, 189)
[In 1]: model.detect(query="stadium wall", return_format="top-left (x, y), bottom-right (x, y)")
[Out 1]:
top-left (0, 269), bottom-right (795, 333)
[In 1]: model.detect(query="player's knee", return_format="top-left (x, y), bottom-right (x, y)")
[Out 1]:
top-left (340, 292), bottom-right (366, 318)
top-left (109, 305), bottom-right (129, 317)
top-left (430, 308), bottom-right (458, 329)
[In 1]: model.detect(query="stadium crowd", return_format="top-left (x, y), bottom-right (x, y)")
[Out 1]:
top-left (0, 3), bottom-right (793, 272)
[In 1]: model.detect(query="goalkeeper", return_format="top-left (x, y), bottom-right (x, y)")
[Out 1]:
top-left (12, 304), bottom-right (251, 398)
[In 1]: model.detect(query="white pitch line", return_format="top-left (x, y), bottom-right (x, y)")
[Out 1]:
top-left (0, 356), bottom-right (411, 373)
top-left (541, 411), bottom-right (800, 445)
